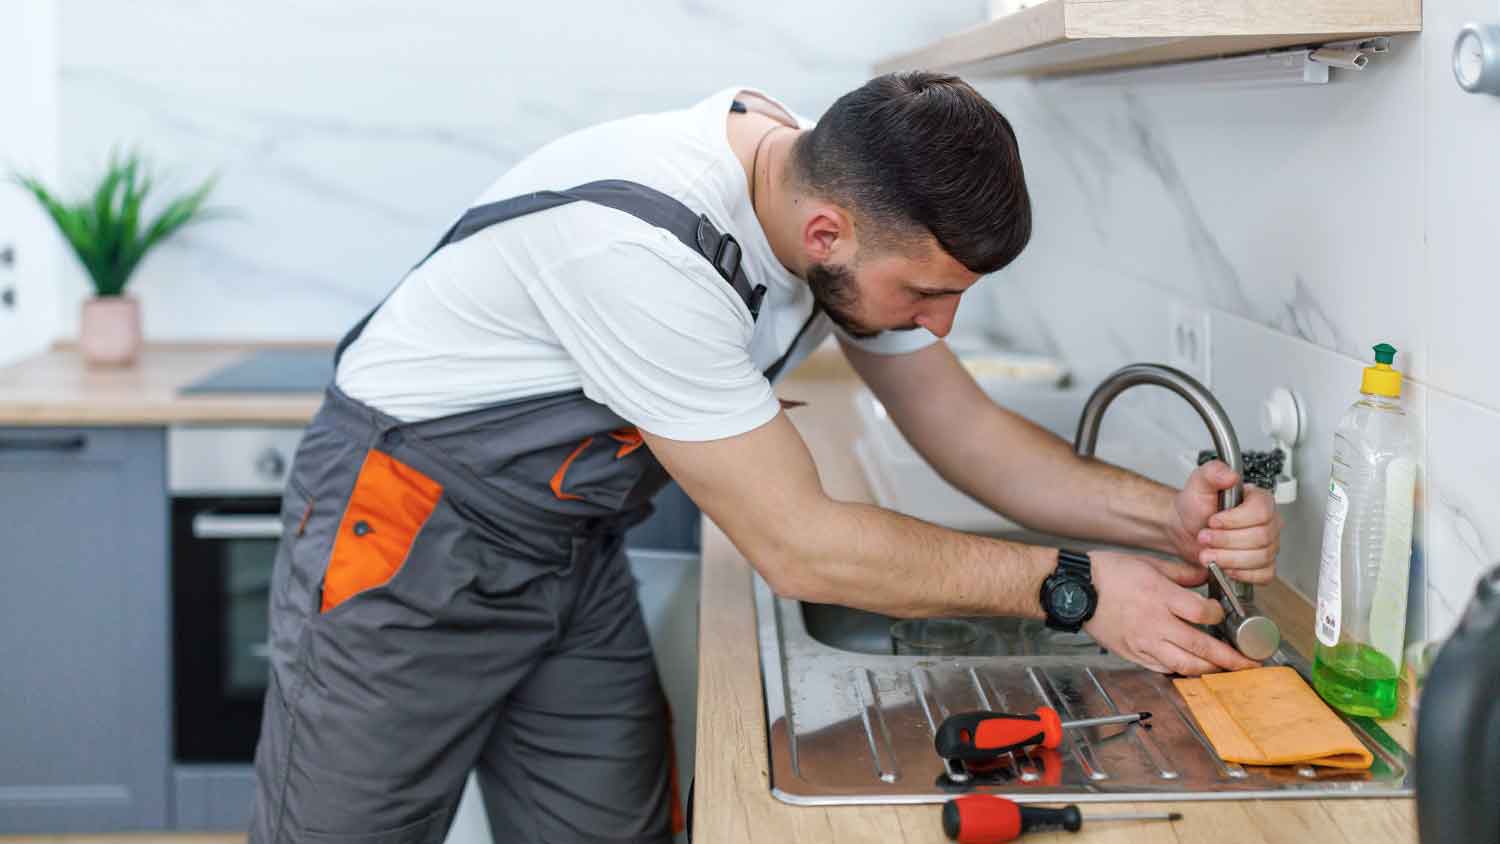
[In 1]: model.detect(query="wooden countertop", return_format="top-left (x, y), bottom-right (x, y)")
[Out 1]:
top-left (0, 343), bottom-right (326, 425)
top-left (692, 349), bottom-right (1417, 843)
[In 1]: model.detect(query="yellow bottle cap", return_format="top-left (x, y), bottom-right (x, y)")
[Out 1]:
top-left (1361, 343), bottom-right (1402, 398)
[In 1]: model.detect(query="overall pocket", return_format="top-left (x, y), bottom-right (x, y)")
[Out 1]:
top-left (319, 448), bottom-right (444, 613)
top-left (524, 428), bottom-right (663, 513)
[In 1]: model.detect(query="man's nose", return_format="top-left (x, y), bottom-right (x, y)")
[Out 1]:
top-left (915, 299), bottom-right (959, 338)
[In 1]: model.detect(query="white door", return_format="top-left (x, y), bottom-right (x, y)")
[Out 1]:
top-left (0, 0), bottom-right (58, 367)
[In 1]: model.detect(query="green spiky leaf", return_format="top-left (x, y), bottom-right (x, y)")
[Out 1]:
top-left (8, 150), bottom-right (222, 297)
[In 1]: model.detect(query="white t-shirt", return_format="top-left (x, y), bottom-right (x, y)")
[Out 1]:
top-left (335, 87), bottom-right (938, 441)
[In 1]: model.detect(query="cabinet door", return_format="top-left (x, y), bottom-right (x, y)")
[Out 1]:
top-left (0, 428), bottom-right (169, 832)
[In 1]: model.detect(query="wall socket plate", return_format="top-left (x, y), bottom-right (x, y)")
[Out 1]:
top-left (1168, 302), bottom-right (1211, 387)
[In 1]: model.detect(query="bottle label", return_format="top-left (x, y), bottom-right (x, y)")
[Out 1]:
top-left (1317, 480), bottom-right (1349, 647)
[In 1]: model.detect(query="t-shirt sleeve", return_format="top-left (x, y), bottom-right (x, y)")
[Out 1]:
top-left (834, 322), bottom-right (942, 355)
top-left (520, 231), bottom-right (780, 442)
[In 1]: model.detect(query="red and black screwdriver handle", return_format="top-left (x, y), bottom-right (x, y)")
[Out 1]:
top-left (934, 707), bottom-right (1065, 762)
top-left (943, 796), bottom-right (1081, 842)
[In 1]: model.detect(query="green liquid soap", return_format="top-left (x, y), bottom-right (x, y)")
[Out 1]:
top-left (1313, 641), bottom-right (1399, 718)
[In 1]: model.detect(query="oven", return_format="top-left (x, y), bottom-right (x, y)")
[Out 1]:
top-left (168, 425), bottom-right (305, 764)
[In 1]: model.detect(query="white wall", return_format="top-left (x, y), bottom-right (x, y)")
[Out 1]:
top-left (0, 0), bottom-right (59, 366)
top-left (974, 4), bottom-right (1499, 641)
top-left (53, 1), bottom-right (984, 341)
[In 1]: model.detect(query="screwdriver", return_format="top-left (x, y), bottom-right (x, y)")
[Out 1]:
top-left (935, 708), bottom-right (1150, 763)
top-left (943, 795), bottom-right (1181, 842)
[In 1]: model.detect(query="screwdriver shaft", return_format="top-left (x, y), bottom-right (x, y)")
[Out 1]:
top-left (1060, 711), bottom-right (1150, 731)
top-left (1084, 811), bottom-right (1182, 823)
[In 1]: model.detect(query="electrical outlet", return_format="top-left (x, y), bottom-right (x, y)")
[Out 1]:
top-left (1168, 302), bottom-right (1211, 387)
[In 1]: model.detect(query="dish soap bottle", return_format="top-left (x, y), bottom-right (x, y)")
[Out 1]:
top-left (1313, 343), bottom-right (1418, 718)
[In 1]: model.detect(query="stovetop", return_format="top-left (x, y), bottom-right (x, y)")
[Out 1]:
top-left (179, 349), bottom-right (334, 395)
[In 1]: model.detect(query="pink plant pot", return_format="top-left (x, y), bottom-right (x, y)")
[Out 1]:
top-left (79, 295), bottom-right (143, 367)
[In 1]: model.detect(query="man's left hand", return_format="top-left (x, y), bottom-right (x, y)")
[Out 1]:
top-left (1167, 460), bottom-right (1282, 585)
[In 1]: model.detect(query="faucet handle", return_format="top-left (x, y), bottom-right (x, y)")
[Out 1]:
top-left (1206, 563), bottom-right (1248, 618)
top-left (1207, 563), bottom-right (1281, 661)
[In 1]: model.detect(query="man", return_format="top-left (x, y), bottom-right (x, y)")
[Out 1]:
top-left (251, 73), bottom-right (1280, 844)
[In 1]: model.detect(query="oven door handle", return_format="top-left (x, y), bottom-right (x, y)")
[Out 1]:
top-left (191, 512), bottom-right (284, 540)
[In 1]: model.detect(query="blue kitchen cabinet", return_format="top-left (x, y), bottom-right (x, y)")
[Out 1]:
top-left (0, 427), bottom-right (170, 833)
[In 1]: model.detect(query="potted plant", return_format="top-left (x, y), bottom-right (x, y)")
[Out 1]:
top-left (12, 151), bottom-right (219, 367)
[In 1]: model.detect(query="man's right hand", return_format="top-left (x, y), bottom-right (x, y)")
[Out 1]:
top-left (1084, 550), bottom-right (1260, 676)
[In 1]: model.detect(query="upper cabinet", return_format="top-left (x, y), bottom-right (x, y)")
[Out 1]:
top-left (874, 0), bottom-right (1421, 79)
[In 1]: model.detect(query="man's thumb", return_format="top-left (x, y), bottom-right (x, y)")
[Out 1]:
top-left (1149, 557), bottom-right (1210, 588)
top-left (1190, 460), bottom-right (1240, 494)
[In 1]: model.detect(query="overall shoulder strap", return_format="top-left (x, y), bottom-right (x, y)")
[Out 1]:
top-left (336, 179), bottom-right (767, 363)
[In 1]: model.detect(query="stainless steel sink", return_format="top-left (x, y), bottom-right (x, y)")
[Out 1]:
top-left (801, 603), bottom-right (1103, 659)
top-left (754, 538), bottom-right (1415, 806)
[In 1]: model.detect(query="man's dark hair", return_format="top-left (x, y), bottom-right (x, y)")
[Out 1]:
top-left (791, 72), bottom-right (1031, 275)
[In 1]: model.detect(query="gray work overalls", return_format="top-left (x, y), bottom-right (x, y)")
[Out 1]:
top-left (249, 179), bottom-right (818, 844)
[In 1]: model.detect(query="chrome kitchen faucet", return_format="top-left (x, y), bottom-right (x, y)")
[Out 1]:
top-left (1073, 363), bottom-right (1281, 662)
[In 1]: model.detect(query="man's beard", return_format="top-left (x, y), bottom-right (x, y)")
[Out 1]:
top-left (807, 261), bottom-right (881, 339)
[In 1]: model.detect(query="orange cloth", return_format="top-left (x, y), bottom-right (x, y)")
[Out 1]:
top-left (1173, 665), bottom-right (1373, 769)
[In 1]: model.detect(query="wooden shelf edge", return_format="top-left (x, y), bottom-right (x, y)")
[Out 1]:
top-left (875, 1), bottom-right (1069, 76)
top-left (874, 0), bottom-right (1421, 79)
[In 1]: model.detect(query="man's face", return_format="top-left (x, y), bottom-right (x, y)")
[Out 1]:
top-left (806, 236), bottom-right (981, 340)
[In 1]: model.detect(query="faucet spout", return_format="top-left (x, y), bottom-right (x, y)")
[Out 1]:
top-left (1073, 363), bottom-right (1281, 662)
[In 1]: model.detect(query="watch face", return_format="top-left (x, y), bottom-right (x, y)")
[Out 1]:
top-left (1051, 581), bottom-right (1090, 622)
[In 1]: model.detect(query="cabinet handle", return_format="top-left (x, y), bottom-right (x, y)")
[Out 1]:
top-left (0, 434), bottom-right (88, 453)
top-left (191, 513), bottom-right (283, 540)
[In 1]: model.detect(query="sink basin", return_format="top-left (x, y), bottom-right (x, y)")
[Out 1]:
top-left (801, 603), bottom-right (1102, 658)
top-left (800, 529), bottom-right (1173, 658)
top-left (754, 532), bottom-right (1415, 806)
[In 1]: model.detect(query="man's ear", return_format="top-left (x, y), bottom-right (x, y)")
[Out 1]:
top-left (801, 205), bottom-right (852, 262)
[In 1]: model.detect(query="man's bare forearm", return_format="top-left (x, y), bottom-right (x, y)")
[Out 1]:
top-left (641, 411), bottom-right (1061, 621)
top-left (919, 399), bottom-right (1179, 555)
top-left (768, 497), bottom-right (1057, 620)
top-left (841, 340), bottom-right (1180, 557)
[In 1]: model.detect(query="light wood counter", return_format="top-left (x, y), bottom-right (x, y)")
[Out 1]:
top-left (693, 350), bottom-right (1417, 843)
top-left (0, 343), bottom-right (326, 425)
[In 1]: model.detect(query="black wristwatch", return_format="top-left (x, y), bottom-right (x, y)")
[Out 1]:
top-left (1040, 548), bottom-right (1097, 633)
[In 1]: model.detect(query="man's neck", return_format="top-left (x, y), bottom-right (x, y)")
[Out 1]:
top-left (750, 129), bottom-right (809, 279)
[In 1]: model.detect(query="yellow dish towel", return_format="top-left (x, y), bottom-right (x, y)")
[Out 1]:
top-left (1173, 665), bottom-right (1373, 769)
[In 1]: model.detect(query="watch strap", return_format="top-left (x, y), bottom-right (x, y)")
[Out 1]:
top-left (1057, 548), bottom-right (1092, 582)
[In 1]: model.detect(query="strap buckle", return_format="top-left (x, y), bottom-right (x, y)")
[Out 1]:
top-left (713, 232), bottom-right (742, 282)
top-left (695, 214), bottom-right (763, 319)
top-left (711, 230), bottom-right (762, 320)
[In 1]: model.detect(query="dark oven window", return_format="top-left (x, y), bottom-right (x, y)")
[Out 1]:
top-left (172, 496), bottom-right (281, 762)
